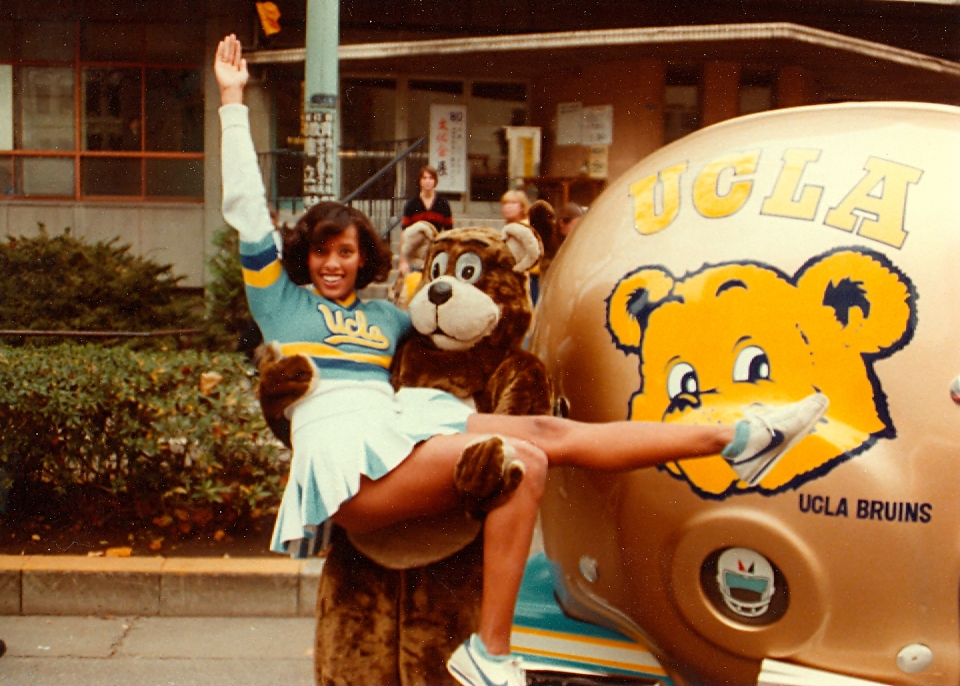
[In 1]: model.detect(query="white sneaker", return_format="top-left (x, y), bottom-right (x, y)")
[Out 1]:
top-left (448, 634), bottom-right (526, 686)
top-left (725, 393), bottom-right (829, 486)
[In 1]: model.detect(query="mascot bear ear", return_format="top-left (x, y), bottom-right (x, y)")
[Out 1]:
top-left (502, 222), bottom-right (542, 273)
top-left (607, 267), bottom-right (677, 352)
top-left (402, 221), bottom-right (437, 271)
top-left (797, 249), bottom-right (914, 354)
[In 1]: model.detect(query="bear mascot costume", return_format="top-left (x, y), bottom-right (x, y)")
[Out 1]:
top-left (256, 218), bottom-right (554, 685)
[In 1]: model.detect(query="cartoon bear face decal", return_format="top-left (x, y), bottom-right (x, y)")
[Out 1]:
top-left (606, 247), bottom-right (916, 497)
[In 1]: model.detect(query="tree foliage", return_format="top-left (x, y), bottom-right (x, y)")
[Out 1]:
top-left (0, 225), bottom-right (202, 346)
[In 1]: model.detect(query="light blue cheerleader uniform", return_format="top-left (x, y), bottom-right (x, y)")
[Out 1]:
top-left (220, 104), bottom-right (473, 556)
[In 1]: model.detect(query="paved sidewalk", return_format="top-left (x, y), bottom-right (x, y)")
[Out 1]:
top-left (0, 615), bottom-right (315, 685)
top-left (1, 556), bottom-right (325, 618)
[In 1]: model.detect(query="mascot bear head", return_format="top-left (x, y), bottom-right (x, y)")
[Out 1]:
top-left (606, 247), bottom-right (916, 496)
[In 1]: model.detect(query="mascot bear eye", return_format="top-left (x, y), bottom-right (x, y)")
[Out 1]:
top-left (455, 252), bottom-right (483, 284)
top-left (667, 362), bottom-right (700, 400)
top-left (429, 253), bottom-right (449, 280)
top-left (732, 345), bottom-right (771, 383)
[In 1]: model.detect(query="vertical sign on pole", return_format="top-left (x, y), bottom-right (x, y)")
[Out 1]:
top-left (429, 104), bottom-right (467, 194)
top-left (302, 0), bottom-right (339, 207)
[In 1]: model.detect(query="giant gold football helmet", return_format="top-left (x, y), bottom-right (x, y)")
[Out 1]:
top-left (531, 102), bottom-right (960, 686)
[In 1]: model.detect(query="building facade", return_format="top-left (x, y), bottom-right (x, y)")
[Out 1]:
top-left (1, 0), bottom-right (957, 287)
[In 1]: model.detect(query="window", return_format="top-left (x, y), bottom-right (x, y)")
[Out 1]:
top-left (340, 77), bottom-right (399, 198)
top-left (664, 66), bottom-right (701, 144)
top-left (0, 20), bottom-right (203, 201)
top-left (740, 69), bottom-right (775, 116)
top-left (468, 81), bottom-right (527, 202)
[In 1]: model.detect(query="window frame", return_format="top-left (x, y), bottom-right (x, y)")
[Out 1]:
top-left (0, 20), bottom-right (204, 203)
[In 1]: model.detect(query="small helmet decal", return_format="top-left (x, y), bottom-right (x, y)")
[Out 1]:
top-left (715, 547), bottom-right (776, 618)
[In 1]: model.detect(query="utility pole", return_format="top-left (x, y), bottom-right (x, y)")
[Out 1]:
top-left (302, 0), bottom-right (339, 207)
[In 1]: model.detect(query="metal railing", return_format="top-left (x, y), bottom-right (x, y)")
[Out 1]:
top-left (257, 137), bottom-right (428, 238)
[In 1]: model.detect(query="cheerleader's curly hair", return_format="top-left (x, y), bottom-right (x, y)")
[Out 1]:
top-left (281, 202), bottom-right (392, 289)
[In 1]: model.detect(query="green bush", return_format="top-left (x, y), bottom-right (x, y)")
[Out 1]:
top-left (0, 225), bottom-right (204, 347)
top-left (204, 224), bottom-right (257, 352)
top-left (0, 343), bottom-right (285, 530)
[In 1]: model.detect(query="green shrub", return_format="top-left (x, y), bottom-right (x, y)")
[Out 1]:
top-left (0, 225), bottom-right (203, 348)
top-left (0, 343), bottom-right (285, 530)
top-left (204, 224), bottom-right (257, 352)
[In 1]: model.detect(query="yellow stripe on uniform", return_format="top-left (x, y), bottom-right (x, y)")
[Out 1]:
top-left (243, 260), bottom-right (282, 288)
top-left (281, 342), bottom-right (392, 369)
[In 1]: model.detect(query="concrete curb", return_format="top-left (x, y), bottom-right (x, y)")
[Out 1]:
top-left (0, 555), bottom-right (325, 618)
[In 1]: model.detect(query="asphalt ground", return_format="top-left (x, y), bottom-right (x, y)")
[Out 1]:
top-left (0, 615), bottom-right (315, 685)
top-left (0, 526), bottom-right (546, 685)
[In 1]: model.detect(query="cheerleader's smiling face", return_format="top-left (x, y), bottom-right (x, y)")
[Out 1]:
top-left (308, 225), bottom-right (366, 302)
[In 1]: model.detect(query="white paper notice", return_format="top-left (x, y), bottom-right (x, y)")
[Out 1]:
top-left (429, 104), bottom-right (467, 193)
top-left (556, 102), bottom-right (582, 146)
top-left (582, 105), bottom-right (613, 146)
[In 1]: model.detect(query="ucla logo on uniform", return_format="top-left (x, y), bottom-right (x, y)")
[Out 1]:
top-left (318, 304), bottom-right (390, 350)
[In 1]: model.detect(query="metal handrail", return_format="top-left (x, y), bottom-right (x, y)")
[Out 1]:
top-left (339, 137), bottom-right (425, 205)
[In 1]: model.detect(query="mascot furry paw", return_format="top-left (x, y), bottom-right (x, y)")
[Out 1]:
top-left (257, 219), bottom-right (553, 686)
top-left (454, 435), bottom-right (527, 520)
top-left (255, 341), bottom-right (317, 447)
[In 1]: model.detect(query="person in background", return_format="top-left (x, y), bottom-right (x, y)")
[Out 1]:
top-left (526, 199), bottom-right (560, 306)
top-left (556, 202), bottom-right (584, 244)
top-left (398, 166), bottom-right (452, 276)
top-left (500, 189), bottom-right (530, 225)
top-left (500, 190), bottom-right (546, 304)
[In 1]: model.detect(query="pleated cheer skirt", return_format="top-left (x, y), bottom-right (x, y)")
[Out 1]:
top-left (270, 379), bottom-right (474, 556)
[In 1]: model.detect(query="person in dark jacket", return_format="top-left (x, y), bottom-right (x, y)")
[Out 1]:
top-left (399, 166), bottom-right (452, 276)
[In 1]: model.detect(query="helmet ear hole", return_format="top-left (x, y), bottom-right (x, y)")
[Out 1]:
top-left (670, 511), bottom-right (824, 657)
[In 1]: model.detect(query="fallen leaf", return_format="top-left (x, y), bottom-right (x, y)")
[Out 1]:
top-left (213, 529), bottom-right (226, 542)
top-left (87, 551), bottom-right (104, 557)
top-left (31, 534), bottom-right (40, 541)
top-left (105, 547), bottom-right (132, 558)
top-left (152, 514), bottom-right (174, 528)
top-left (149, 539), bottom-right (164, 552)
top-left (199, 371), bottom-right (224, 395)
top-left (192, 508), bottom-right (214, 527)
